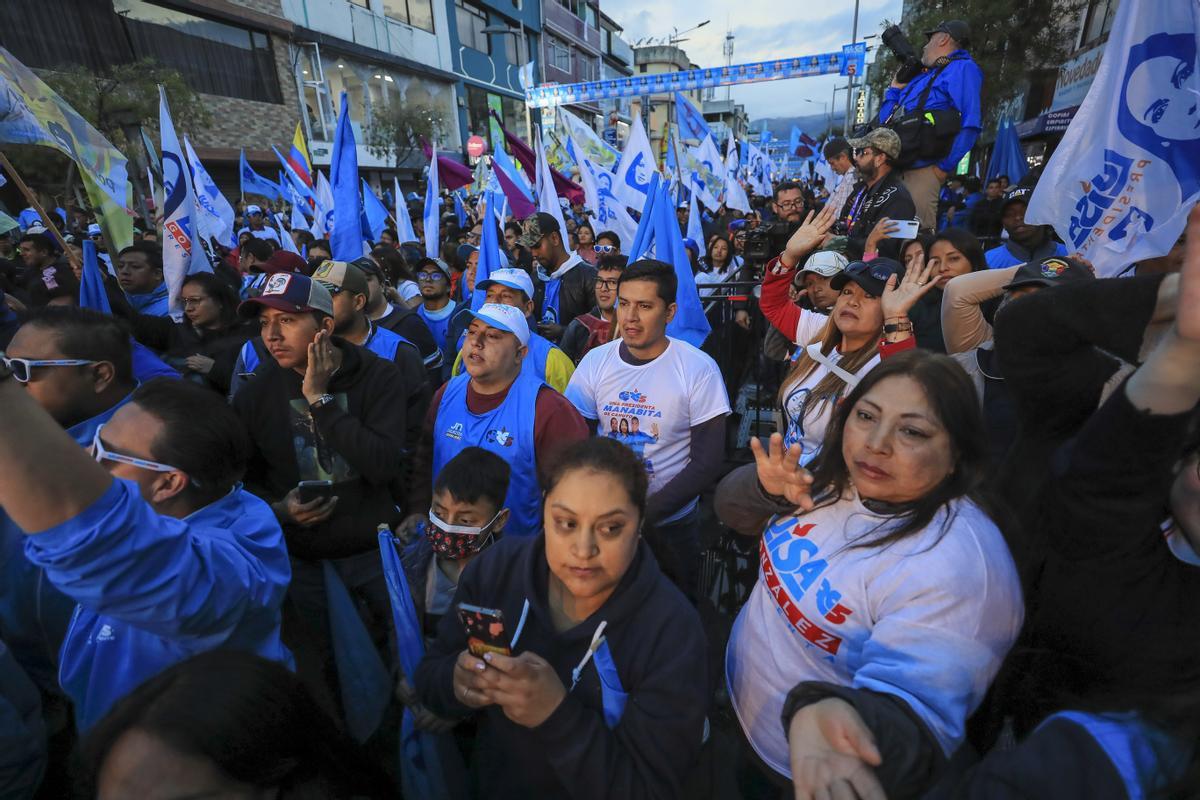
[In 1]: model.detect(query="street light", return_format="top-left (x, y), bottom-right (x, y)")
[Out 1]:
top-left (670, 20), bottom-right (709, 46)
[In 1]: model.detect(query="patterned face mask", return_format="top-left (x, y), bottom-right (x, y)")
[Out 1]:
top-left (427, 508), bottom-right (502, 559)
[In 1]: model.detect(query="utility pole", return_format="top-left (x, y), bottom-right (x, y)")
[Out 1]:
top-left (844, 0), bottom-right (860, 136)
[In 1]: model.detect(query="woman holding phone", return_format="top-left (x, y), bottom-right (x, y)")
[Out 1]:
top-left (415, 437), bottom-right (708, 799)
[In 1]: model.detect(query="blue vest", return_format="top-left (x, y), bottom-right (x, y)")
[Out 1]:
top-left (541, 279), bottom-right (562, 324)
top-left (432, 371), bottom-right (543, 537)
top-left (524, 331), bottom-right (553, 380)
top-left (364, 324), bottom-right (411, 363)
top-left (417, 301), bottom-right (456, 353)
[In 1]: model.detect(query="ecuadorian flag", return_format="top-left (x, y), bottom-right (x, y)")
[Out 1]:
top-left (286, 122), bottom-right (313, 189)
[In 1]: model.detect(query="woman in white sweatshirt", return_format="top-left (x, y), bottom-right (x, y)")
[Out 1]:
top-left (716, 350), bottom-right (1024, 800)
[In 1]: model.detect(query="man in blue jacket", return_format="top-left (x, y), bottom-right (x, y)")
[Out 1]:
top-left (0, 371), bottom-right (292, 731)
top-left (878, 20), bottom-right (982, 232)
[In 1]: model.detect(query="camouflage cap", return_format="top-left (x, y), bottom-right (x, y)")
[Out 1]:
top-left (846, 127), bottom-right (902, 161)
top-left (518, 212), bottom-right (561, 249)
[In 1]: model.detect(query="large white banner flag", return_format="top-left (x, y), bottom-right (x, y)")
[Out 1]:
top-left (613, 115), bottom-right (657, 212)
top-left (573, 138), bottom-right (639, 251)
top-left (158, 86), bottom-right (210, 320)
top-left (1026, 0), bottom-right (1200, 277)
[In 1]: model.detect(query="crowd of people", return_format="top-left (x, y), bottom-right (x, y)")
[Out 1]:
top-left (0, 15), bottom-right (1197, 800)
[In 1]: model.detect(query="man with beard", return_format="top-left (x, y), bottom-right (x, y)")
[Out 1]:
top-left (839, 128), bottom-right (916, 260)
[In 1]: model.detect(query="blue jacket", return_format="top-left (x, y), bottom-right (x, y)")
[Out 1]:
top-left (127, 282), bottom-right (170, 317)
top-left (23, 479), bottom-right (293, 730)
top-left (0, 395), bottom-right (133, 697)
top-left (985, 239), bottom-right (1068, 269)
top-left (879, 50), bottom-right (982, 173)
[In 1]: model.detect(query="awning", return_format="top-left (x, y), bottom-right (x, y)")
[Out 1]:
top-left (1016, 106), bottom-right (1079, 139)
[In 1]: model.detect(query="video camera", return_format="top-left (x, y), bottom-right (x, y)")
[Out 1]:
top-left (881, 25), bottom-right (924, 84)
top-left (743, 220), bottom-right (800, 265)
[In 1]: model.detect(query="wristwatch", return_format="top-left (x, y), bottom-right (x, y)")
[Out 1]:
top-left (883, 320), bottom-right (914, 333)
top-left (309, 393), bottom-right (335, 411)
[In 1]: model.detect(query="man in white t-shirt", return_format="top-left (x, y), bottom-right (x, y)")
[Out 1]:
top-left (566, 259), bottom-right (731, 601)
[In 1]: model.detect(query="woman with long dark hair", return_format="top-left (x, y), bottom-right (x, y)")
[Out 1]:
top-left (716, 350), bottom-right (1023, 799)
top-left (80, 650), bottom-right (391, 799)
top-left (905, 227), bottom-right (987, 352)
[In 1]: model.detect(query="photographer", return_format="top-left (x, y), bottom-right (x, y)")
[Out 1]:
top-left (878, 20), bottom-right (983, 232)
top-left (839, 128), bottom-right (916, 260)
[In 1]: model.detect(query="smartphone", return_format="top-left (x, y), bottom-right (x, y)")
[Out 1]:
top-left (296, 480), bottom-right (334, 504)
top-left (885, 218), bottom-right (921, 239)
top-left (457, 602), bottom-right (511, 658)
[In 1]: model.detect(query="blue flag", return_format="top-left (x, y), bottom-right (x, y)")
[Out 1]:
top-left (273, 145), bottom-right (315, 203)
top-left (362, 178), bottom-right (391, 243)
top-left (629, 177), bottom-right (710, 347)
top-left (79, 240), bottom-right (112, 314)
top-left (628, 172), bottom-right (661, 262)
top-left (473, 190), bottom-right (506, 311)
top-left (675, 92), bottom-right (712, 145)
top-left (239, 149), bottom-right (282, 201)
top-left (329, 92), bottom-right (364, 260)
top-left (453, 192), bottom-right (468, 228)
top-left (424, 143), bottom-right (440, 258)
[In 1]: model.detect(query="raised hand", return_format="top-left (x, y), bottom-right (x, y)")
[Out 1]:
top-left (783, 206), bottom-right (838, 268)
top-left (880, 251), bottom-right (939, 321)
top-left (750, 433), bottom-right (815, 512)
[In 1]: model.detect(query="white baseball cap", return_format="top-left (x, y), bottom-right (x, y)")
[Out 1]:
top-left (478, 267), bottom-right (535, 299)
top-left (465, 302), bottom-right (530, 346)
top-left (800, 250), bottom-right (849, 277)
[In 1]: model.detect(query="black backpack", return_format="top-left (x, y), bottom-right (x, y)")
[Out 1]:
top-left (877, 57), bottom-right (965, 169)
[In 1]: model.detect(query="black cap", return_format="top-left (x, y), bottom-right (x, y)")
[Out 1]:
top-left (925, 19), bottom-right (971, 47)
top-left (1001, 185), bottom-right (1034, 211)
top-left (830, 258), bottom-right (904, 297)
top-left (349, 255), bottom-right (384, 278)
top-left (1002, 256), bottom-right (1094, 292)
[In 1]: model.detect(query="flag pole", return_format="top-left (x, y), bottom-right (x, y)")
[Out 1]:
top-left (0, 151), bottom-right (79, 271)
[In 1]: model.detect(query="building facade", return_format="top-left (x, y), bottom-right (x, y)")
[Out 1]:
top-left (631, 44), bottom-right (702, 157)
top-left (540, 0), bottom-right (602, 122)
top-left (596, 11), bottom-right (634, 138)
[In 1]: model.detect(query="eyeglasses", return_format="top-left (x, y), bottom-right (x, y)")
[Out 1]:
top-left (595, 278), bottom-right (619, 290)
top-left (594, 244), bottom-right (616, 254)
top-left (854, 147), bottom-right (876, 158)
top-left (416, 271), bottom-right (445, 281)
top-left (1, 354), bottom-right (98, 383)
top-left (180, 296), bottom-right (210, 308)
top-left (89, 423), bottom-right (200, 486)
top-left (776, 199), bottom-right (805, 209)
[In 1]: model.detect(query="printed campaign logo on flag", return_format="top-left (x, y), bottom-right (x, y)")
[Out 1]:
top-left (1026, 0), bottom-right (1200, 277)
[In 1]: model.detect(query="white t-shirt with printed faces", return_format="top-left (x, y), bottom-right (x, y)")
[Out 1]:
top-left (565, 338), bottom-right (731, 519)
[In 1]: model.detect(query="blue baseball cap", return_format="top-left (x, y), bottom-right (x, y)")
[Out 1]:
top-left (478, 267), bottom-right (535, 299)
top-left (464, 302), bottom-right (530, 346)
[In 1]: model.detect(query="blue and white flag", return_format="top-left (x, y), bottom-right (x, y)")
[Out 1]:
top-left (289, 184), bottom-right (310, 230)
top-left (473, 191), bottom-right (507, 311)
top-left (275, 213), bottom-right (302, 255)
top-left (686, 180), bottom-right (704, 247)
top-left (1026, 0), bottom-right (1200, 277)
top-left (559, 107), bottom-right (619, 170)
top-left (393, 176), bottom-right (417, 242)
top-left (613, 114), bottom-right (656, 212)
top-left (688, 134), bottom-right (727, 209)
top-left (424, 142), bottom-right (440, 258)
top-left (310, 170), bottom-right (334, 239)
top-left (675, 92), bottom-right (712, 146)
top-left (745, 141), bottom-right (772, 196)
top-left (453, 191), bottom-right (468, 228)
top-left (329, 92), bottom-right (364, 260)
top-left (534, 126), bottom-right (567, 234)
top-left (573, 139), bottom-right (639, 252)
top-left (724, 135), bottom-right (751, 213)
top-left (158, 86), bottom-right (210, 320)
top-left (184, 135), bottom-right (235, 248)
top-left (273, 145), bottom-right (315, 203)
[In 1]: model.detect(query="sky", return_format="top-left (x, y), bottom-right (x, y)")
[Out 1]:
top-left (602, 0), bottom-right (904, 124)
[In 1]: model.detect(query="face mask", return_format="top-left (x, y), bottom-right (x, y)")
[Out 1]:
top-left (427, 509), bottom-right (501, 560)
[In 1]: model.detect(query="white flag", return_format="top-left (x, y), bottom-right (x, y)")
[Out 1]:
top-left (724, 136), bottom-right (751, 213)
top-left (275, 213), bottom-right (302, 255)
top-left (423, 144), bottom-right (440, 258)
top-left (158, 86), bottom-right (210, 320)
top-left (572, 138), bottom-right (639, 252)
top-left (288, 185), bottom-right (309, 232)
top-left (393, 177), bottom-right (417, 243)
top-left (534, 126), bottom-right (567, 234)
top-left (1026, 0), bottom-right (1200, 277)
top-left (613, 115), bottom-right (657, 212)
top-left (746, 141), bottom-right (773, 196)
top-left (310, 171), bottom-right (334, 239)
top-left (686, 180), bottom-right (704, 246)
top-left (184, 135), bottom-right (235, 248)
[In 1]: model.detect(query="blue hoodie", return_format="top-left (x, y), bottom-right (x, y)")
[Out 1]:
top-left (126, 282), bottom-right (170, 317)
top-left (0, 394), bottom-right (133, 696)
top-left (23, 479), bottom-right (293, 731)
top-left (879, 50), bottom-right (983, 173)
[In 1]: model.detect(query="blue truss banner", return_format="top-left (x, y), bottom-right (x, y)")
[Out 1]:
top-left (526, 43), bottom-right (866, 109)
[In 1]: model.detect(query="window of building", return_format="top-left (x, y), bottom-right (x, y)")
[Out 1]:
top-left (548, 35), bottom-right (571, 72)
top-left (383, 0), bottom-right (435, 33)
top-left (578, 53), bottom-right (597, 82)
top-left (1081, 0), bottom-right (1118, 46)
top-left (501, 24), bottom-right (527, 64)
top-left (582, 3), bottom-right (597, 30)
top-left (455, 0), bottom-right (489, 52)
top-left (601, 28), bottom-right (611, 54)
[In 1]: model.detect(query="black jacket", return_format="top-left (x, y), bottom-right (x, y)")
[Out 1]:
top-left (533, 257), bottom-right (599, 339)
top-left (233, 340), bottom-right (409, 559)
top-left (126, 313), bottom-right (254, 395)
top-left (415, 535), bottom-right (708, 800)
top-left (839, 172), bottom-right (916, 260)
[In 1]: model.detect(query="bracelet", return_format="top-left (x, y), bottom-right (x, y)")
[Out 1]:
top-left (883, 321), bottom-right (914, 333)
